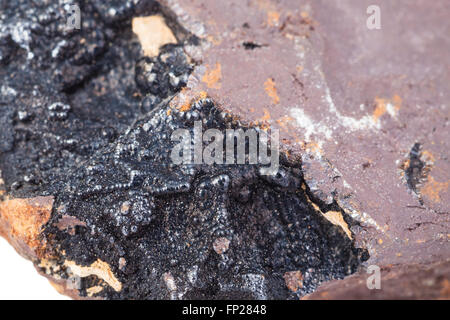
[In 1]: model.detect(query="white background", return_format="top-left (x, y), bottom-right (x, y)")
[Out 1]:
top-left (0, 237), bottom-right (69, 300)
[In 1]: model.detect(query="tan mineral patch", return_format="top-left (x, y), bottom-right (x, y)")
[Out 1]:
top-left (64, 259), bottom-right (122, 292)
top-left (118, 257), bottom-right (127, 271)
top-left (440, 279), bottom-right (450, 299)
top-left (132, 15), bottom-right (177, 57)
top-left (213, 237), bottom-right (230, 254)
top-left (421, 150), bottom-right (435, 164)
top-left (86, 286), bottom-right (104, 297)
top-left (267, 11), bottom-right (280, 27)
top-left (283, 271), bottom-right (303, 292)
top-left (0, 196), bottom-right (53, 259)
top-left (373, 95), bottom-right (402, 122)
top-left (264, 78), bottom-right (280, 104)
top-left (202, 63), bottom-right (222, 89)
top-left (322, 211), bottom-right (353, 239)
top-left (304, 141), bottom-right (323, 156)
top-left (38, 258), bottom-right (61, 276)
top-left (392, 94), bottom-right (402, 110)
top-left (302, 185), bottom-right (352, 239)
top-left (261, 108), bottom-right (271, 121)
top-left (120, 201), bottom-right (130, 214)
top-left (373, 98), bottom-right (387, 122)
top-left (420, 176), bottom-right (449, 203)
top-left (163, 272), bottom-right (177, 291)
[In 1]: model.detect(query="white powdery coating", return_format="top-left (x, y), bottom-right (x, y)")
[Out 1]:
top-left (290, 108), bottom-right (332, 141)
top-left (323, 87), bottom-right (380, 132)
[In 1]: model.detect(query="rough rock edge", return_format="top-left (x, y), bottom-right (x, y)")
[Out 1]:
top-left (304, 259), bottom-right (450, 300)
top-left (0, 195), bottom-right (110, 299)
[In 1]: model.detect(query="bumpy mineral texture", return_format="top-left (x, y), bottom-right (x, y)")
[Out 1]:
top-left (0, 0), bottom-right (448, 299)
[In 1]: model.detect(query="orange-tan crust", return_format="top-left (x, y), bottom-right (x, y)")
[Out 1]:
top-left (0, 195), bottom-right (101, 300)
top-left (0, 196), bottom-right (53, 260)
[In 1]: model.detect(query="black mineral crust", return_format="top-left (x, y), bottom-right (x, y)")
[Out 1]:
top-left (0, 0), bottom-right (368, 299)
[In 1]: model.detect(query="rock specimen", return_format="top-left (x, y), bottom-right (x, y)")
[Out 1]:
top-left (0, 0), bottom-right (448, 299)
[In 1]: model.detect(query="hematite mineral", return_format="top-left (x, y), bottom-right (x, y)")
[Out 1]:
top-left (0, 0), bottom-right (383, 299)
top-left (6, 0), bottom-right (450, 302)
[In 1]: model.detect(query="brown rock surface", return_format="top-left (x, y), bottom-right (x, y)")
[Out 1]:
top-left (164, 0), bottom-right (450, 268)
top-left (304, 259), bottom-right (450, 300)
